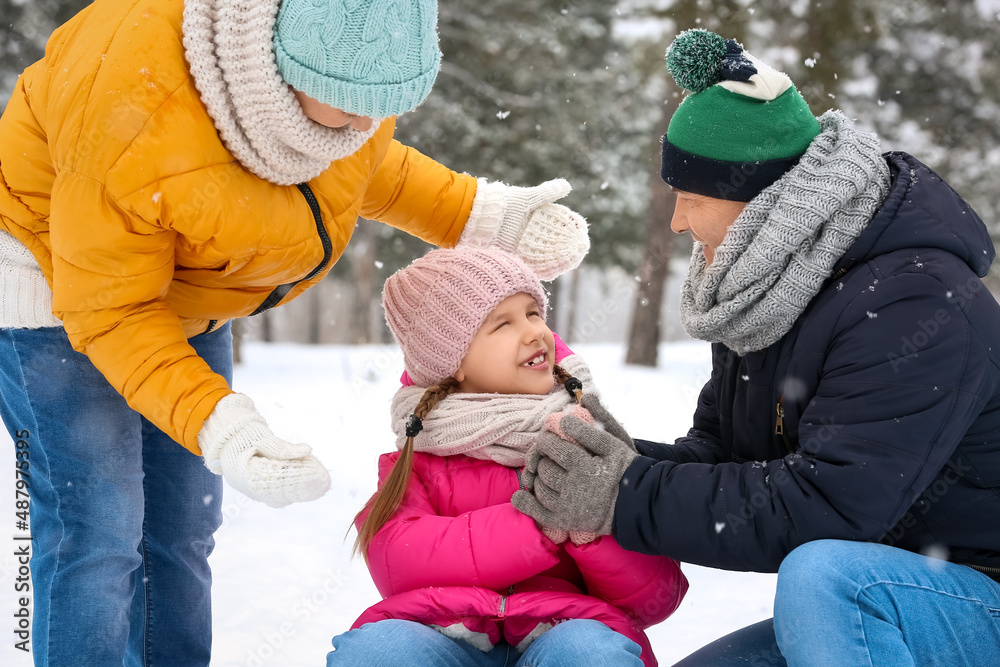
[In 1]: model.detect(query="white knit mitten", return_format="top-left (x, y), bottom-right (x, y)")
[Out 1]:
top-left (199, 393), bottom-right (331, 508)
top-left (458, 178), bottom-right (589, 280)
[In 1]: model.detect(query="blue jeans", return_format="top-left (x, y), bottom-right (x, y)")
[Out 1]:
top-left (673, 540), bottom-right (1000, 666)
top-left (326, 618), bottom-right (644, 666)
top-left (0, 324), bottom-right (230, 666)
top-left (774, 540), bottom-right (1000, 666)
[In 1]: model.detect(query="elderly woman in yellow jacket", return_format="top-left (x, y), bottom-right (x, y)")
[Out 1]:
top-left (0, 0), bottom-right (589, 663)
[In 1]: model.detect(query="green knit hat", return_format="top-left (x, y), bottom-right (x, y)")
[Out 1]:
top-left (274, 0), bottom-right (442, 119)
top-left (661, 29), bottom-right (821, 201)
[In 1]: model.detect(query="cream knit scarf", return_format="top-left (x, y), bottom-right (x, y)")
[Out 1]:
top-left (680, 111), bottom-right (891, 355)
top-left (389, 354), bottom-right (594, 468)
top-left (182, 0), bottom-right (378, 185)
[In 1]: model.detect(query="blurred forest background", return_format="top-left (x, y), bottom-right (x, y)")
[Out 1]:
top-left (3, 0), bottom-right (999, 366)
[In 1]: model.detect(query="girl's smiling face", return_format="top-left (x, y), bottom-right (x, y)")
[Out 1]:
top-left (455, 292), bottom-right (555, 395)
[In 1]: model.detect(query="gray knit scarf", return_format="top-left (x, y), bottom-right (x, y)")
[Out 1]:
top-left (389, 354), bottom-right (594, 468)
top-left (680, 111), bottom-right (891, 355)
top-left (182, 0), bottom-right (378, 185)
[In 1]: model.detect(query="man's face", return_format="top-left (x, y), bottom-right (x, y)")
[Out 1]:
top-left (670, 190), bottom-right (748, 265)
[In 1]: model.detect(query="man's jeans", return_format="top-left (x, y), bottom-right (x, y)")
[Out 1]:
top-left (776, 540), bottom-right (1000, 666)
top-left (327, 618), bottom-right (644, 667)
top-left (0, 324), bottom-right (230, 666)
top-left (673, 539), bottom-right (1000, 666)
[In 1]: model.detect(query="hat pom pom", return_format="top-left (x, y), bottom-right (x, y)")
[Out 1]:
top-left (665, 29), bottom-right (727, 93)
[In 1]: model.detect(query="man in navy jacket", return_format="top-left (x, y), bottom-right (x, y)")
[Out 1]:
top-left (515, 30), bottom-right (1000, 665)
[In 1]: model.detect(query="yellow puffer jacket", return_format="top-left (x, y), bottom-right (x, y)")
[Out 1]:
top-left (0, 0), bottom-right (476, 454)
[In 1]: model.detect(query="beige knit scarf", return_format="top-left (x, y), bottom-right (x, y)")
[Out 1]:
top-left (389, 354), bottom-right (594, 468)
top-left (182, 0), bottom-right (378, 185)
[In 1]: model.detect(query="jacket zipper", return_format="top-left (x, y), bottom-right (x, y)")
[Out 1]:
top-left (203, 319), bottom-right (218, 335)
top-left (497, 584), bottom-right (514, 617)
top-left (965, 563), bottom-right (1000, 583)
top-left (775, 394), bottom-right (785, 436)
top-left (500, 474), bottom-right (523, 617)
top-left (250, 183), bottom-right (333, 316)
top-left (775, 394), bottom-right (795, 454)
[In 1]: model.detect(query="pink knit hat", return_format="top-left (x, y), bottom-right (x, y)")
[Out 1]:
top-left (383, 247), bottom-right (548, 387)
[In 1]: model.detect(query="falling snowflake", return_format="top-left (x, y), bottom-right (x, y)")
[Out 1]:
top-left (922, 544), bottom-right (950, 567)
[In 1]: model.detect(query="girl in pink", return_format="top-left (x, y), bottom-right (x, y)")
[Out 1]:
top-left (328, 247), bottom-right (687, 666)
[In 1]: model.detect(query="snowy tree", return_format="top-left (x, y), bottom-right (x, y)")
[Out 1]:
top-left (856, 1), bottom-right (1000, 272)
top-left (618, 0), bottom-right (753, 366)
top-left (746, 1), bottom-right (1000, 288)
top-left (377, 0), bottom-right (663, 337)
top-left (401, 0), bottom-right (658, 265)
top-left (620, 0), bottom-right (1000, 364)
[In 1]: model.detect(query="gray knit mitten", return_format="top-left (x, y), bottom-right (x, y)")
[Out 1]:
top-left (579, 394), bottom-right (637, 453)
top-left (521, 394), bottom-right (635, 494)
top-left (513, 411), bottom-right (637, 535)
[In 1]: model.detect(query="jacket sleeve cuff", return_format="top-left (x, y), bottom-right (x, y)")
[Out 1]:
top-left (457, 178), bottom-right (507, 248)
top-left (613, 455), bottom-right (675, 551)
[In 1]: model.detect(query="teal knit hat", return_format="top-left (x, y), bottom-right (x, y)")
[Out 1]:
top-left (661, 29), bottom-right (821, 201)
top-left (274, 0), bottom-right (442, 119)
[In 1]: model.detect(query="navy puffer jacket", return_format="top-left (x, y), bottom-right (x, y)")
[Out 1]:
top-left (615, 153), bottom-right (1000, 578)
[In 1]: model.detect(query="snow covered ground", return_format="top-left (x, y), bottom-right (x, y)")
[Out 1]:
top-left (1, 339), bottom-right (776, 666)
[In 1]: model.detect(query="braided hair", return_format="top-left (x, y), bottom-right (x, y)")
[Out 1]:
top-left (352, 365), bottom-right (580, 560)
top-left (352, 377), bottom-right (458, 559)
